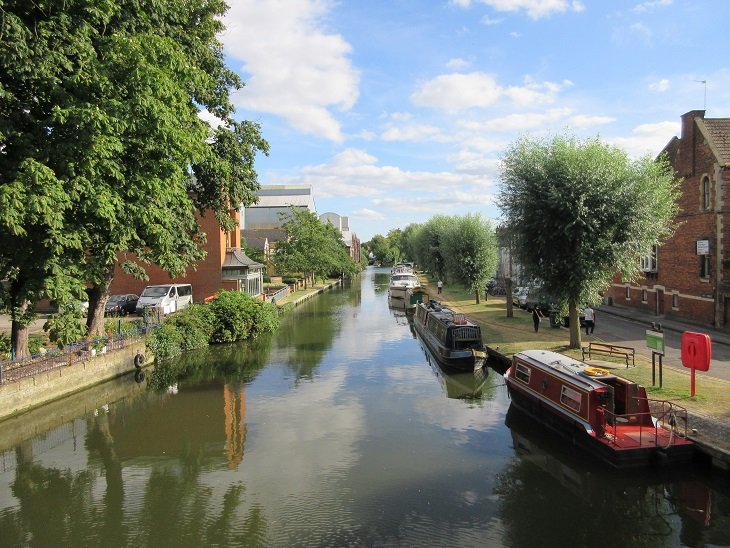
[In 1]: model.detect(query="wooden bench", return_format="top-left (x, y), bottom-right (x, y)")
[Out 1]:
top-left (582, 342), bottom-right (635, 368)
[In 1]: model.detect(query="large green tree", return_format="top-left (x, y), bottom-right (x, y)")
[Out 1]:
top-left (498, 134), bottom-right (680, 348)
top-left (442, 214), bottom-right (498, 304)
top-left (0, 0), bottom-right (268, 355)
top-left (275, 208), bottom-right (357, 288)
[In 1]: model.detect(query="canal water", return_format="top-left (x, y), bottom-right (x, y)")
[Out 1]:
top-left (0, 267), bottom-right (729, 547)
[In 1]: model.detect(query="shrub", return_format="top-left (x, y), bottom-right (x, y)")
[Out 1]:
top-left (208, 290), bottom-right (258, 343)
top-left (0, 333), bottom-right (10, 359)
top-left (252, 302), bottom-right (280, 337)
top-left (166, 304), bottom-right (215, 351)
top-left (146, 325), bottom-right (184, 361)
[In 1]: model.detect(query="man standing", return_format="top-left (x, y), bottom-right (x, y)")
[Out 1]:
top-left (532, 306), bottom-right (543, 333)
top-left (584, 305), bottom-right (595, 335)
top-left (437, 280), bottom-right (443, 294)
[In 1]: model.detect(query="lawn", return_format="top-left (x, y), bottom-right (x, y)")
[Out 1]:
top-left (424, 276), bottom-right (730, 421)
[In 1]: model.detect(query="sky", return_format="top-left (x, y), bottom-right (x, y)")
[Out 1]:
top-left (212, 0), bottom-right (730, 242)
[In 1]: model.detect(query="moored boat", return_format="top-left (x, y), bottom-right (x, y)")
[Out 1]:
top-left (405, 286), bottom-right (429, 316)
top-left (412, 300), bottom-right (487, 371)
top-left (388, 272), bottom-right (420, 300)
top-left (504, 349), bottom-right (694, 469)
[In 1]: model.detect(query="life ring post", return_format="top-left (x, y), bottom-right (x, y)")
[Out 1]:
top-left (134, 353), bottom-right (145, 368)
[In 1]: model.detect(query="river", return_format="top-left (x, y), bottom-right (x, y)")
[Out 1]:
top-left (0, 267), bottom-right (728, 547)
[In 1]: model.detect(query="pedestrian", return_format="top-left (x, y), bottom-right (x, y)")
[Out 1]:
top-left (437, 279), bottom-right (443, 294)
top-left (584, 305), bottom-right (595, 335)
top-left (532, 305), bottom-right (543, 332)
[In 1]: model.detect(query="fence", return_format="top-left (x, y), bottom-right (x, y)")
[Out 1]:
top-left (0, 323), bottom-right (157, 385)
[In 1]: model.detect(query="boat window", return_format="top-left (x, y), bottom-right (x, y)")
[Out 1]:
top-left (560, 386), bottom-right (582, 413)
top-left (515, 363), bottom-right (531, 383)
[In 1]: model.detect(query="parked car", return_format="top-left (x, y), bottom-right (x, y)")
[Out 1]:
top-left (512, 287), bottom-right (528, 307)
top-left (105, 294), bottom-right (139, 316)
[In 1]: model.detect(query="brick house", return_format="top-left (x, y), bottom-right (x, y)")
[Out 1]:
top-left (110, 209), bottom-right (264, 303)
top-left (606, 110), bottom-right (730, 327)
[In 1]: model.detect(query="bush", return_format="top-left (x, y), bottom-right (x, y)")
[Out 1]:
top-left (166, 304), bottom-right (215, 351)
top-left (0, 333), bottom-right (10, 359)
top-left (208, 291), bottom-right (259, 343)
top-left (146, 325), bottom-right (184, 361)
top-left (252, 302), bottom-right (280, 337)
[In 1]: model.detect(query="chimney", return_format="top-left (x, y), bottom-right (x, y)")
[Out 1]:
top-left (680, 110), bottom-right (706, 177)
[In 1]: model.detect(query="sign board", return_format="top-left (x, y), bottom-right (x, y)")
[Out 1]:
top-left (696, 240), bottom-right (710, 255)
top-left (681, 331), bottom-right (711, 372)
top-left (646, 329), bottom-right (665, 355)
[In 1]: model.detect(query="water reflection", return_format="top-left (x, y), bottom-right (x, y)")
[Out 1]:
top-left (0, 267), bottom-right (729, 547)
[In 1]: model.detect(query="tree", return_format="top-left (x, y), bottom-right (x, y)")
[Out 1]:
top-left (442, 214), bottom-right (498, 304)
top-left (275, 208), bottom-right (358, 287)
top-left (410, 215), bottom-right (451, 279)
top-left (0, 0), bottom-right (268, 354)
top-left (498, 134), bottom-right (680, 348)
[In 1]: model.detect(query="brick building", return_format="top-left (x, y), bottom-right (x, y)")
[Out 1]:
top-left (607, 110), bottom-right (730, 327)
top-left (110, 209), bottom-right (264, 303)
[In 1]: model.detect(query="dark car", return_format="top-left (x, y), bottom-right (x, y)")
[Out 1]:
top-left (105, 294), bottom-right (139, 316)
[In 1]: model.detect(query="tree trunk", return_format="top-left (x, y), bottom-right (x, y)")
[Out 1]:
top-left (11, 313), bottom-right (30, 359)
top-left (87, 263), bottom-right (116, 337)
top-left (475, 290), bottom-right (480, 304)
top-left (569, 299), bottom-right (581, 349)
top-left (505, 278), bottom-right (513, 318)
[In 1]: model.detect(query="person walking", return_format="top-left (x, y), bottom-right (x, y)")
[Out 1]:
top-left (437, 280), bottom-right (443, 294)
top-left (584, 305), bottom-right (595, 335)
top-left (532, 305), bottom-right (543, 333)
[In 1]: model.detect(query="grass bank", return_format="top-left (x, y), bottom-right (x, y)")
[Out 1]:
top-left (424, 277), bottom-right (730, 421)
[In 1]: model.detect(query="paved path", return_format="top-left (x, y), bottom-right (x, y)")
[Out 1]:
top-left (595, 303), bottom-right (730, 383)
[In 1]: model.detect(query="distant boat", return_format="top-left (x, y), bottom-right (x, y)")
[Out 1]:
top-left (388, 272), bottom-right (420, 301)
top-left (504, 349), bottom-right (694, 469)
top-left (412, 300), bottom-right (487, 371)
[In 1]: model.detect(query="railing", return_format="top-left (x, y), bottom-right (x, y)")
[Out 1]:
top-left (0, 324), bottom-right (157, 385)
top-left (265, 285), bottom-right (289, 303)
top-left (598, 398), bottom-right (689, 448)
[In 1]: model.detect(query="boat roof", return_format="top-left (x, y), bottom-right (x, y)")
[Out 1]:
top-left (423, 302), bottom-right (480, 328)
top-left (514, 349), bottom-right (614, 390)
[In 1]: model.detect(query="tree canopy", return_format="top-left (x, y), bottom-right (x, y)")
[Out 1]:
top-left (274, 208), bottom-right (359, 286)
top-left (0, 0), bottom-right (268, 355)
top-left (498, 134), bottom-right (680, 347)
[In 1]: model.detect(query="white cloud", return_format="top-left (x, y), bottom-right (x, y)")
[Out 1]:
top-left (454, 0), bottom-right (585, 20)
top-left (480, 15), bottom-right (504, 25)
top-left (632, 0), bottom-right (672, 14)
top-left (648, 78), bottom-right (671, 92)
top-left (608, 120), bottom-right (679, 158)
top-left (380, 123), bottom-right (448, 142)
top-left (352, 208), bottom-right (386, 220)
top-left (446, 57), bottom-right (471, 70)
top-left (222, 0), bottom-right (360, 142)
top-left (197, 109), bottom-right (226, 129)
top-left (411, 73), bottom-right (570, 112)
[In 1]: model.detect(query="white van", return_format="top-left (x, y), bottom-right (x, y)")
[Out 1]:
top-left (135, 284), bottom-right (193, 315)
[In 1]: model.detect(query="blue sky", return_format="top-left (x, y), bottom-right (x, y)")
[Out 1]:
top-left (209, 0), bottom-right (730, 242)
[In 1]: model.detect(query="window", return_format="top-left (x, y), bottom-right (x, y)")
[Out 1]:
top-left (702, 176), bottom-right (711, 210)
top-left (700, 255), bottom-right (711, 278)
top-left (641, 245), bottom-right (658, 273)
top-left (625, 285), bottom-right (631, 300)
top-left (515, 363), bottom-right (531, 384)
top-left (672, 293), bottom-right (679, 309)
top-left (560, 385), bottom-right (582, 413)
top-left (642, 289), bottom-right (648, 303)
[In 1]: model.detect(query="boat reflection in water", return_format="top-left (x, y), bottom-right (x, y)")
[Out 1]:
top-left (416, 329), bottom-right (489, 400)
top-left (502, 404), bottom-right (716, 547)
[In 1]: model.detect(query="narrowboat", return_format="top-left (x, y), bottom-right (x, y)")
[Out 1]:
top-left (412, 301), bottom-right (487, 371)
top-left (405, 286), bottom-right (429, 316)
top-left (504, 349), bottom-right (694, 469)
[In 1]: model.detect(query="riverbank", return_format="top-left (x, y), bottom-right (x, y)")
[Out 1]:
top-left (423, 277), bottom-right (730, 472)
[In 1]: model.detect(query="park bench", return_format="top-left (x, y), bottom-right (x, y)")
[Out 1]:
top-left (581, 342), bottom-right (635, 368)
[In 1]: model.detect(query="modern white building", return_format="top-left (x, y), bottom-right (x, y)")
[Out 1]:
top-left (242, 185), bottom-right (316, 229)
top-left (320, 212), bottom-right (361, 263)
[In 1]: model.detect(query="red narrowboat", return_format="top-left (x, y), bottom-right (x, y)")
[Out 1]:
top-left (505, 349), bottom-right (694, 469)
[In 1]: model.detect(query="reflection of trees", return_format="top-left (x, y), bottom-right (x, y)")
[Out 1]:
top-left (373, 271), bottom-right (391, 294)
top-left (275, 297), bottom-right (340, 381)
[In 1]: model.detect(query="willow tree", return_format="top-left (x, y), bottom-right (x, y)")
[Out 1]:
top-left (442, 214), bottom-right (498, 304)
top-left (498, 135), bottom-right (680, 348)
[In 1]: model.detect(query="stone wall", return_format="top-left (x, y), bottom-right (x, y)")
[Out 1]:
top-left (0, 342), bottom-right (150, 422)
